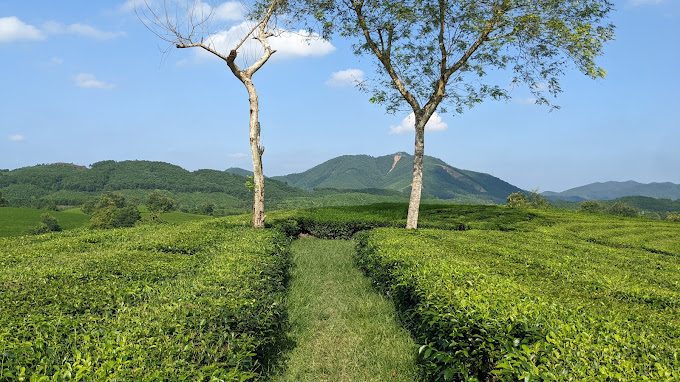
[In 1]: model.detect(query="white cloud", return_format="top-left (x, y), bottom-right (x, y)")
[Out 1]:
top-left (270, 30), bottom-right (335, 58)
top-left (73, 73), bottom-right (116, 89)
top-left (213, 2), bottom-right (246, 21)
top-left (119, 0), bottom-right (146, 12)
top-left (0, 16), bottom-right (45, 43)
top-left (198, 22), bottom-right (335, 63)
top-left (43, 21), bottom-right (124, 40)
top-left (325, 69), bottom-right (364, 87)
top-left (228, 152), bottom-right (248, 158)
top-left (9, 134), bottom-right (25, 142)
top-left (389, 112), bottom-right (448, 135)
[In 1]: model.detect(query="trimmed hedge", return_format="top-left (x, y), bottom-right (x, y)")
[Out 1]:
top-left (0, 220), bottom-right (290, 381)
top-left (356, 228), bottom-right (680, 381)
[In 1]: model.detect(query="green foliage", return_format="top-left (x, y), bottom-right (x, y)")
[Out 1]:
top-left (28, 214), bottom-right (61, 235)
top-left (0, 190), bottom-right (8, 206)
top-left (506, 192), bottom-right (527, 207)
top-left (89, 192), bottom-right (141, 229)
top-left (0, 219), bottom-right (290, 380)
top-left (41, 213), bottom-right (61, 232)
top-left (199, 201), bottom-right (215, 215)
top-left (668, 213), bottom-right (680, 222)
top-left (0, 208), bottom-right (90, 237)
top-left (527, 189), bottom-right (549, 209)
top-left (306, 0), bottom-right (614, 114)
top-left (146, 190), bottom-right (176, 220)
top-left (355, 218), bottom-right (680, 380)
top-left (579, 200), bottom-right (603, 213)
top-left (606, 201), bottom-right (639, 218)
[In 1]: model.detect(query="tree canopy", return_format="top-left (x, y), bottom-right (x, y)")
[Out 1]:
top-left (302, 0), bottom-right (614, 228)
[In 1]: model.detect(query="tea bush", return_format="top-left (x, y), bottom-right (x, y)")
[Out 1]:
top-left (356, 223), bottom-right (680, 380)
top-left (0, 219), bottom-right (289, 380)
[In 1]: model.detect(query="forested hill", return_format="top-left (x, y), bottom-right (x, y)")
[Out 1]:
top-left (273, 153), bottom-right (522, 203)
top-left (0, 160), bottom-right (303, 209)
top-left (543, 181), bottom-right (680, 201)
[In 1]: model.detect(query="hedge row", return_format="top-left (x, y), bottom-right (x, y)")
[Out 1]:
top-left (0, 220), bottom-right (290, 381)
top-left (355, 228), bottom-right (680, 381)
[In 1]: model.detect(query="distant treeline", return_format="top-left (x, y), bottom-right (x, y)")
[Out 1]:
top-left (0, 161), bottom-right (425, 214)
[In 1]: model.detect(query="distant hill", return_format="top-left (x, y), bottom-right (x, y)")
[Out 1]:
top-left (543, 181), bottom-right (680, 201)
top-left (273, 153), bottom-right (522, 203)
top-left (225, 167), bottom-right (253, 177)
top-left (0, 160), bottom-right (305, 212)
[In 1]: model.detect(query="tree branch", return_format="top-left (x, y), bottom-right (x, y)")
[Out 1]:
top-left (351, 0), bottom-right (421, 112)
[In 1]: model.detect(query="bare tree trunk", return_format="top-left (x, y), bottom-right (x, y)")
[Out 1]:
top-left (245, 80), bottom-right (266, 228)
top-left (406, 115), bottom-right (426, 229)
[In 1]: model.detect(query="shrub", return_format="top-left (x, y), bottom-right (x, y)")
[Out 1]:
top-left (28, 213), bottom-right (61, 234)
top-left (607, 201), bottom-right (639, 218)
top-left (88, 192), bottom-right (141, 229)
top-left (527, 189), bottom-right (550, 209)
top-left (506, 192), bottom-right (527, 207)
top-left (146, 190), bottom-right (176, 220)
top-left (0, 190), bottom-right (8, 207)
top-left (579, 200), bottom-right (603, 213)
top-left (667, 212), bottom-right (680, 222)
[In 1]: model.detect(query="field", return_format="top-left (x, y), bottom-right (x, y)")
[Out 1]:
top-left (1, 204), bottom-right (678, 380)
top-left (0, 219), bottom-right (289, 380)
top-left (0, 207), bottom-right (211, 237)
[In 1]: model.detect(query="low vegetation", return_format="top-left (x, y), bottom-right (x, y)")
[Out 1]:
top-left (353, 211), bottom-right (680, 380)
top-left (276, 239), bottom-right (422, 381)
top-left (1, 201), bottom-right (678, 380)
top-left (0, 220), bottom-right (289, 380)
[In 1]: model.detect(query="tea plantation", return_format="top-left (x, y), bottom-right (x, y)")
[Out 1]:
top-left (1, 204), bottom-right (678, 380)
top-left (0, 219), bottom-right (289, 380)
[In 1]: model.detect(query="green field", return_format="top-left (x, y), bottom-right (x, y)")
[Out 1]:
top-left (0, 207), bottom-right (91, 237)
top-left (0, 219), bottom-right (288, 380)
top-left (0, 207), bottom-right (212, 237)
top-left (1, 204), bottom-right (678, 380)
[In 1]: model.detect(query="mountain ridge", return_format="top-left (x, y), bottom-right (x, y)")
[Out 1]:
top-left (543, 180), bottom-right (680, 201)
top-left (273, 152), bottom-right (522, 203)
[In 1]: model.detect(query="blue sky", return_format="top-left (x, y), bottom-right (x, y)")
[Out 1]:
top-left (1, 0), bottom-right (678, 192)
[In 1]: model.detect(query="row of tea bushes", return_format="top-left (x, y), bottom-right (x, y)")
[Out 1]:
top-left (0, 220), bottom-right (289, 381)
top-left (356, 227), bottom-right (680, 381)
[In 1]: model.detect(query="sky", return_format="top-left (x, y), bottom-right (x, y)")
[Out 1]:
top-left (1, 0), bottom-right (679, 193)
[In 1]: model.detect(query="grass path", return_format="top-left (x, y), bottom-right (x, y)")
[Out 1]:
top-left (274, 238), bottom-right (422, 381)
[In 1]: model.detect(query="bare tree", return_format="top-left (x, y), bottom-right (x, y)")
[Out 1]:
top-left (137, 0), bottom-right (281, 227)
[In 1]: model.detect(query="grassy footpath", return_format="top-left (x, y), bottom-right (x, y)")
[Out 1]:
top-left (275, 238), bottom-right (422, 381)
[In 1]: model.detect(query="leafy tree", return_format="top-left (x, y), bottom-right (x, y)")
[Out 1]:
top-left (307, 0), bottom-right (614, 228)
top-left (147, 190), bottom-right (176, 220)
top-left (29, 213), bottom-right (62, 235)
top-left (506, 192), bottom-right (527, 208)
top-left (606, 201), bottom-right (639, 218)
top-left (667, 213), bottom-right (680, 222)
top-left (528, 189), bottom-right (549, 209)
top-left (200, 201), bottom-right (216, 216)
top-left (579, 200), bottom-right (603, 214)
top-left (89, 192), bottom-right (141, 229)
top-left (137, 0), bottom-right (285, 227)
top-left (81, 199), bottom-right (97, 215)
top-left (0, 190), bottom-right (7, 207)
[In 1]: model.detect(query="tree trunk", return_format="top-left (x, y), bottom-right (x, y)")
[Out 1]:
top-left (406, 115), bottom-right (426, 229)
top-left (245, 79), bottom-right (266, 228)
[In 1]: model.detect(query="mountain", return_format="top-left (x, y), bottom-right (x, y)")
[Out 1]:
top-left (0, 160), bottom-right (305, 211)
top-left (273, 152), bottom-right (522, 203)
top-left (225, 167), bottom-right (253, 177)
top-left (543, 181), bottom-right (680, 201)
